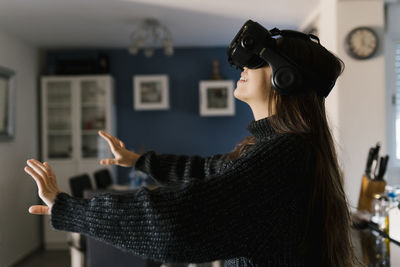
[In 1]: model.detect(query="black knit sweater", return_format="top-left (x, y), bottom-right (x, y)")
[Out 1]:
top-left (51, 116), bottom-right (318, 267)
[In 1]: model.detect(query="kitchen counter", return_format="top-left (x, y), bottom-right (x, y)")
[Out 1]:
top-left (352, 227), bottom-right (400, 266)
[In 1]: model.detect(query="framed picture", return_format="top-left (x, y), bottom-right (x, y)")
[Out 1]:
top-left (133, 75), bottom-right (169, 110)
top-left (199, 80), bottom-right (235, 116)
top-left (0, 66), bottom-right (15, 140)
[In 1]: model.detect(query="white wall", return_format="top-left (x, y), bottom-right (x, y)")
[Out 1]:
top-left (316, 0), bottom-right (386, 210)
top-left (0, 30), bottom-right (40, 266)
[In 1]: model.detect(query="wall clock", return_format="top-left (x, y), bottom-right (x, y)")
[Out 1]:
top-left (345, 27), bottom-right (378, 60)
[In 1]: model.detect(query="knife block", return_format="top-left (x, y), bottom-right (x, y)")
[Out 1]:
top-left (357, 175), bottom-right (386, 212)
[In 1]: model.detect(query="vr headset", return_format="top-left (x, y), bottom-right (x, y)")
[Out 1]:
top-left (227, 20), bottom-right (336, 97)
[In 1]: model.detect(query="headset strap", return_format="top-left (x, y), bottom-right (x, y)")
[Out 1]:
top-left (270, 27), bottom-right (321, 45)
top-left (268, 27), bottom-right (334, 97)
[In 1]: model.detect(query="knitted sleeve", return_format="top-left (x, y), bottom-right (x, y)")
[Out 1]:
top-left (50, 134), bottom-right (308, 264)
top-left (134, 151), bottom-right (233, 186)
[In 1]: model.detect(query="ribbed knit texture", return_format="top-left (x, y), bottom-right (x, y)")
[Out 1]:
top-left (51, 116), bottom-right (317, 266)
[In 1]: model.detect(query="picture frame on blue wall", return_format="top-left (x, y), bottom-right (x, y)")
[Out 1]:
top-left (199, 80), bottom-right (235, 116)
top-left (133, 75), bottom-right (169, 110)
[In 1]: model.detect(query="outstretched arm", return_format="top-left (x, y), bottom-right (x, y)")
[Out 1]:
top-left (98, 130), bottom-right (234, 186)
top-left (50, 153), bottom-right (278, 263)
top-left (24, 134), bottom-right (310, 263)
top-left (134, 151), bottom-right (232, 186)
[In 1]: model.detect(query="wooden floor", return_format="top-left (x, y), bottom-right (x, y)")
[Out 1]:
top-left (12, 249), bottom-right (70, 267)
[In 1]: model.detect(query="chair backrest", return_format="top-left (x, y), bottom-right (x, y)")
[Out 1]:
top-left (69, 174), bottom-right (93, 198)
top-left (94, 168), bottom-right (113, 189)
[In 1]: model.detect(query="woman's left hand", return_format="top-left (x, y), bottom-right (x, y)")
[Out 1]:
top-left (24, 159), bottom-right (62, 215)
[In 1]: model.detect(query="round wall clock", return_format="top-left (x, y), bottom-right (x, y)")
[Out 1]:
top-left (345, 27), bottom-right (378, 60)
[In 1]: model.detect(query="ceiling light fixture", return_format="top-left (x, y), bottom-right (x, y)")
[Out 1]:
top-left (128, 18), bottom-right (174, 57)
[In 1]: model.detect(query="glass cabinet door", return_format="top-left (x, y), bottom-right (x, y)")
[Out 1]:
top-left (46, 81), bottom-right (73, 159)
top-left (80, 79), bottom-right (107, 159)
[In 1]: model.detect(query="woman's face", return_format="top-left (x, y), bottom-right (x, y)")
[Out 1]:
top-left (234, 66), bottom-right (272, 106)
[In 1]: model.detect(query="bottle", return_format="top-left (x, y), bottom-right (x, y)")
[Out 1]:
top-left (388, 188), bottom-right (400, 242)
top-left (371, 194), bottom-right (389, 234)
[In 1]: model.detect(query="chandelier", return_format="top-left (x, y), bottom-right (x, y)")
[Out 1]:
top-left (128, 18), bottom-right (174, 57)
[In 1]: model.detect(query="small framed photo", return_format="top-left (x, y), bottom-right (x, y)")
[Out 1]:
top-left (199, 80), bottom-right (235, 116)
top-left (0, 66), bottom-right (15, 141)
top-left (133, 75), bottom-right (169, 110)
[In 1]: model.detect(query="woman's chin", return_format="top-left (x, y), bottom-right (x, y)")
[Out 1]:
top-left (233, 88), bottom-right (241, 99)
top-left (233, 89), bottom-right (248, 103)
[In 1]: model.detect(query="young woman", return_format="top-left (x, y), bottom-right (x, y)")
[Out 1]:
top-left (24, 28), bottom-right (358, 266)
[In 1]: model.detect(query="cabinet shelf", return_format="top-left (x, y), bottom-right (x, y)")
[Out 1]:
top-left (47, 103), bottom-right (71, 108)
top-left (81, 102), bottom-right (105, 108)
top-left (82, 130), bottom-right (103, 135)
top-left (48, 130), bottom-right (72, 135)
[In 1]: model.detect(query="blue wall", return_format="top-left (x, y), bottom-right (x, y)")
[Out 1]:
top-left (46, 47), bottom-right (254, 184)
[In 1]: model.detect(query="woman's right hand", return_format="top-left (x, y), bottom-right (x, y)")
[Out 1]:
top-left (98, 130), bottom-right (141, 167)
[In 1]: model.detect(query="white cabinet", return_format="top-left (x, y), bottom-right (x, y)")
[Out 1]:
top-left (41, 75), bottom-right (116, 249)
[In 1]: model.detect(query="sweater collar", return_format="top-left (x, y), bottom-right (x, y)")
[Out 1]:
top-left (247, 115), bottom-right (276, 140)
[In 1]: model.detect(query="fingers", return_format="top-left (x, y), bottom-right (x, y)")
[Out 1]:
top-left (100, 131), bottom-right (123, 149)
top-left (44, 162), bottom-right (56, 178)
top-left (27, 159), bottom-right (50, 186)
top-left (99, 131), bottom-right (118, 151)
top-left (27, 159), bottom-right (47, 175)
top-left (109, 135), bottom-right (121, 149)
top-left (99, 130), bottom-right (117, 142)
top-left (100, 158), bottom-right (118, 165)
top-left (29, 205), bottom-right (50, 215)
top-left (25, 159), bottom-right (59, 192)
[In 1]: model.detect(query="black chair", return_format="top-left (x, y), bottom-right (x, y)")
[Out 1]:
top-left (94, 168), bottom-right (113, 189)
top-left (69, 173), bottom-right (93, 198)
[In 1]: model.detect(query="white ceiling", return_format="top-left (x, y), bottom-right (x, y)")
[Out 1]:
top-left (0, 0), bottom-right (319, 49)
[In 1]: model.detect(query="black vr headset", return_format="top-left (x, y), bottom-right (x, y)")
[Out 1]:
top-left (227, 20), bottom-right (336, 98)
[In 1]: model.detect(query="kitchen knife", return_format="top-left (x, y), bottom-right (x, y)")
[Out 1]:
top-left (365, 147), bottom-right (375, 177)
top-left (371, 142), bottom-right (381, 180)
top-left (375, 156), bottom-right (384, 180)
top-left (376, 155), bottom-right (389, 181)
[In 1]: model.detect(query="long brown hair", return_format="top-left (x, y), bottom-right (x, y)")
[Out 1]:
top-left (228, 36), bottom-right (359, 266)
